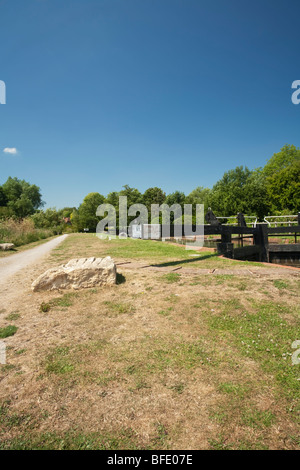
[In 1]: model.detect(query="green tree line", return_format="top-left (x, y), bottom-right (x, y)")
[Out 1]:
top-left (0, 144), bottom-right (299, 231)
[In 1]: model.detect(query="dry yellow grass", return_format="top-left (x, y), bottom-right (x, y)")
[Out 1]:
top-left (0, 234), bottom-right (299, 449)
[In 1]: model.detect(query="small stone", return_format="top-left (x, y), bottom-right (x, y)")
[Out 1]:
top-left (0, 243), bottom-right (15, 251)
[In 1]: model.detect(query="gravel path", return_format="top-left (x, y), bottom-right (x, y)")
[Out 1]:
top-left (0, 235), bottom-right (68, 284)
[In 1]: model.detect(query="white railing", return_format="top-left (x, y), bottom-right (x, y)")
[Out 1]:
top-left (263, 215), bottom-right (298, 227)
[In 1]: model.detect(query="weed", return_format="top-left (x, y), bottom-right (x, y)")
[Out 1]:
top-left (162, 273), bottom-right (181, 283)
top-left (0, 325), bottom-right (18, 339)
top-left (5, 312), bottom-right (20, 321)
top-left (40, 303), bottom-right (51, 313)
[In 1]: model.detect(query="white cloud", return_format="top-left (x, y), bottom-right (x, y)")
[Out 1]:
top-left (3, 148), bottom-right (18, 155)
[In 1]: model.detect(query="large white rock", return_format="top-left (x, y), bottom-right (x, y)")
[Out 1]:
top-left (0, 243), bottom-right (15, 251)
top-left (32, 257), bottom-right (117, 291)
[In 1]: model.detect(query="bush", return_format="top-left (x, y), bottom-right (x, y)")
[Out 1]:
top-left (0, 218), bottom-right (55, 246)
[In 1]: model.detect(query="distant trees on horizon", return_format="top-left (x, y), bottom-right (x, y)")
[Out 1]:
top-left (0, 144), bottom-right (299, 231)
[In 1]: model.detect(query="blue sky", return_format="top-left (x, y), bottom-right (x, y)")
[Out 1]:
top-left (0, 0), bottom-right (300, 208)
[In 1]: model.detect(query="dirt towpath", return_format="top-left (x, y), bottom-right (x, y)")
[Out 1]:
top-left (0, 235), bottom-right (68, 286)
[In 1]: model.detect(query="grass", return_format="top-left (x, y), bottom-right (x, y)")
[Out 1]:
top-left (0, 218), bottom-right (55, 248)
top-left (208, 299), bottom-right (300, 404)
top-left (39, 293), bottom-right (79, 313)
top-left (48, 233), bottom-right (269, 269)
top-left (5, 313), bottom-right (20, 321)
top-left (217, 382), bottom-right (249, 398)
top-left (241, 409), bottom-right (275, 429)
top-left (0, 418), bottom-right (145, 450)
top-left (0, 325), bottom-right (18, 339)
top-left (103, 301), bottom-right (135, 315)
top-left (0, 233), bottom-right (299, 450)
top-left (162, 272), bottom-right (181, 283)
top-left (158, 308), bottom-right (172, 316)
top-left (45, 347), bottom-right (75, 375)
top-left (273, 280), bottom-right (289, 290)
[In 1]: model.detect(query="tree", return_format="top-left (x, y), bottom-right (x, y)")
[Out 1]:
top-left (78, 192), bottom-right (105, 231)
top-left (208, 166), bottom-right (270, 219)
top-left (105, 191), bottom-right (120, 207)
top-left (62, 207), bottom-right (75, 219)
top-left (266, 160), bottom-right (300, 213)
top-left (165, 191), bottom-right (186, 207)
top-left (119, 185), bottom-right (142, 206)
top-left (70, 209), bottom-right (80, 232)
top-left (263, 144), bottom-right (300, 178)
top-left (186, 186), bottom-right (211, 215)
top-left (184, 186), bottom-right (211, 225)
top-left (31, 208), bottom-right (64, 229)
top-left (164, 191), bottom-right (186, 224)
top-left (142, 187), bottom-right (166, 221)
top-left (1, 177), bottom-right (43, 218)
top-left (262, 145), bottom-right (300, 213)
top-left (143, 187), bottom-right (166, 209)
top-left (0, 186), bottom-right (7, 207)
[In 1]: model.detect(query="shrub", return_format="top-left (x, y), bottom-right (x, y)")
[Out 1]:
top-left (0, 218), bottom-right (54, 246)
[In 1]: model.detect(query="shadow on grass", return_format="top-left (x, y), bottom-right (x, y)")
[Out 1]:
top-left (116, 273), bottom-right (126, 284)
top-left (150, 253), bottom-right (220, 268)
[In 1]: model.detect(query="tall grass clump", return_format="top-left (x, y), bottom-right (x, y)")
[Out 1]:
top-left (0, 218), bottom-right (55, 247)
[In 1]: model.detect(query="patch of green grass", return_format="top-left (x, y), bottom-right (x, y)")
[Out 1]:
top-left (0, 325), bottom-right (18, 339)
top-left (162, 272), bottom-right (181, 283)
top-left (236, 440), bottom-right (269, 450)
top-left (39, 302), bottom-right (51, 313)
top-left (5, 312), bottom-right (20, 321)
top-left (273, 280), bottom-right (289, 290)
top-left (208, 299), bottom-right (300, 402)
top-left (50, 293), bottom-right (78, 308)
top-left (150, 340), bottom-right (217, 370)
top-left (214, 275), bottom-right (234, 284)
top-left (104, 301), bottom-right (135, 314)
top-left (48, 233), bottom-right (270, 270)
top-left (0, 401), bottom-right (33, 431)
top-left (208, 436), bottom-right (233, 450)
top-left (158, 308), bottom-right (172, 316)
top-left (43, 341), bottom-right (112, 384)
top-left (0, 429), bottom-right (145, 450)
top-left (242, 409), bottom-right (275, 429)
top-left (237, 282), bottom-right (247, 291)
top-left (95, 371), bottom-right (117, 386)
top-left (15, 349), bottom-right (26, 356)
top-left (40, 293), bottom-right (79, 313)
top-left (0, 364), bottom-right (16, 372)
top-left (45, 347), bottom-right (75, 375)
top-left (151, 423), bottom-right (169, 449)
top-left (208, 434), bottom-right (269, 450)
top-left (218, 382), bottom-right (249, 398)
top-left (209, 410), bottom-right (228, 424)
